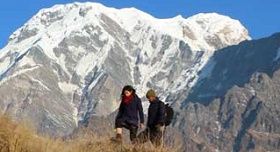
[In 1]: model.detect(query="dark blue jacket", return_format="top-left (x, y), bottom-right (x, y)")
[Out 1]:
top-left (147, 98), bottom-right (166, 128)
top-left (116, 95), bottom-right (144, 126)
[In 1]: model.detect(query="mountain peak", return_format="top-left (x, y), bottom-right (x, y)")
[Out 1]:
top-left (0, 1), bottom-right (250, 136)
top-left (7, 2), bottom-right (249, 47)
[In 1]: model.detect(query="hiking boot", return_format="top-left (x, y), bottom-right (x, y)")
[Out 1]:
top-left (110, 133), bottom-right (122, 144)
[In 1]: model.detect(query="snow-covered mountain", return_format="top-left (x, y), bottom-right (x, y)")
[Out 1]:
top-left (0, 2), bottom-right (249, 136)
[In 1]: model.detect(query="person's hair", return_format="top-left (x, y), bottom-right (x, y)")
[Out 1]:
top-left (121, 85), bottom-right (136, 97)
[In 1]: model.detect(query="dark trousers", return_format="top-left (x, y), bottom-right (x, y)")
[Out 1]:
top-left (115, 119), bottom-right (138, 143)
top-left (137, 126), bottom-right (164, 147)
top-left (150, 127), bottom-right (163, 147)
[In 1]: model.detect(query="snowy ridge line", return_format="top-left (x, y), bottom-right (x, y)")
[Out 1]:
top-left (0, 65), bottom-right (41, 86)
top-left (0, 48), bottom-right (32, 81)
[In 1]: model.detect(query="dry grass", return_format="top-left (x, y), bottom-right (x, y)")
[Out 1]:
top-left (0, 116), bottom-right (176, 152)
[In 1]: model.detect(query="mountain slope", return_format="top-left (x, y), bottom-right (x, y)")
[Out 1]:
top-left (0, 2), bottom-right (249, 136)
top-left (174, 33), bottom-right (280, 151)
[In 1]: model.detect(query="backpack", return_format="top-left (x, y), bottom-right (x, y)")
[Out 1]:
top-left (164, 104), bottom-right (174, 126)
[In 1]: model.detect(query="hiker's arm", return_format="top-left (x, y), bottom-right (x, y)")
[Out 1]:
top-left (116, 102), bottom-right (124, 119)
top-left (158, 102), bottom-right (166, 125)
top-left (137, 98), bottom-right (144, 124)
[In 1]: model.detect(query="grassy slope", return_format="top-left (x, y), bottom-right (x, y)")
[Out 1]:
top-left (0, 116), bottom-right (177, 152)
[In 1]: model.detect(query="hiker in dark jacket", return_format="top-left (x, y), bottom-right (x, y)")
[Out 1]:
top-left (146, 89), bottom-right (165, 147)
top-left (137, 89), bottom-right (166, 147)
top-left (111, 85), bottom-right (144, 144)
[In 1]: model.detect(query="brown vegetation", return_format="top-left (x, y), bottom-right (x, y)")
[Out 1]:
top-left (0, 116), bottom-right (177, 152)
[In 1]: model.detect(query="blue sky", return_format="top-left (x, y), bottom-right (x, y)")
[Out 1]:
top-left (0, 0), bottom-right (279, 49)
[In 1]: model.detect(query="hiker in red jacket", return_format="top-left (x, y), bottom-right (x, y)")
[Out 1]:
top-left (111, 85), bottom-right (144, 144)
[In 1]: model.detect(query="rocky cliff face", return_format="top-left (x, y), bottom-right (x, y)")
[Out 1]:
top-left (0, 2), bottom-right (249, 136)
top-left (174, 33), bottom-right (280, 151)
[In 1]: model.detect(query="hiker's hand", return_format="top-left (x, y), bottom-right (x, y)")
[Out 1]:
top-left (140, 123), bottom-right (145, 129)
top-left (155, 123), bottom-right (164, 128)
top-left (156, 124), bottom-right (165, 132)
